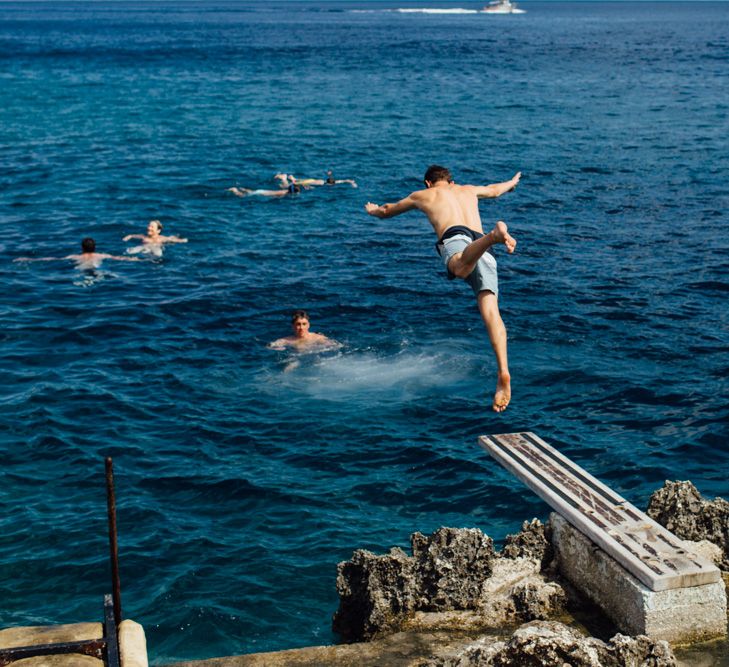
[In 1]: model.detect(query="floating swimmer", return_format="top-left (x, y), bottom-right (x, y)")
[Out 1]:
top-left (229, 175), bottom-right (302, 198)
top-left (123, 219), bottom-right (187, 256)
top-left (14, 237), bottom-right (141, 270)
top-left (268, 310), bottom-right (342, 352)
top-left (274, 171), bottom-right (357, 189)
top-left (365, 165), bottom-right (521, 413)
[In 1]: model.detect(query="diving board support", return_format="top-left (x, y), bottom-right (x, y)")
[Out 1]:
top-left (479, 432), bottom-right (727, 642)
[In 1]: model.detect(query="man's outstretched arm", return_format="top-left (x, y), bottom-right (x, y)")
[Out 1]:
top-left (473, 171), bottom-right (521, 199)
top-left (365, 195), bottom-right (417, 219)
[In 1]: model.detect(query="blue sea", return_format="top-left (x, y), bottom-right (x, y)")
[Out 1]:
top-left (0, 1), bottom-right (727, 663)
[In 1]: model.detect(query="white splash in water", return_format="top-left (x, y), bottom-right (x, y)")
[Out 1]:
top-left (274, 349), bottom-right (466, 402)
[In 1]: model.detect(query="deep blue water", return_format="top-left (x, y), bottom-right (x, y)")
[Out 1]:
top-left (0, 1), bottom-right (728, 663)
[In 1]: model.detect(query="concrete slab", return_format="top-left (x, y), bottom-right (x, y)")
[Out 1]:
top-left (479, 432), bottom-right (721, 592)
top-left (551, 513), bottom-right (727, 643)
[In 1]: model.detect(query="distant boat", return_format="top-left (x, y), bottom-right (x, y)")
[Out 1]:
top-left (483, 0), bottom-right (526, 14)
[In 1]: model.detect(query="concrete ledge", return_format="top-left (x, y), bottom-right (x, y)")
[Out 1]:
top-left (550, 513), bottom-right (727, 643)
top-left (0, 619), bottom-right (148, 667)
top-left (120, 620), bottom-right (148, 667)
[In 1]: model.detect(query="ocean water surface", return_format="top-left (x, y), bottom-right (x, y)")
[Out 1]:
top-left (0, 1), bottom-right (728, 663)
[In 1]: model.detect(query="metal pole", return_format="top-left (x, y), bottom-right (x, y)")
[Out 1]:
top-left (105, 457), bottom-right (122, 628)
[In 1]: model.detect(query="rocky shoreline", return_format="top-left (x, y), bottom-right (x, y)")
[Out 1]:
top-left (170, 480), bottom-right (728, 667)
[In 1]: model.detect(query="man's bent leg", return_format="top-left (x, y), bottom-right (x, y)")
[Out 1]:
top-left (477, 290), bottom-right (511, 413)
top-left (449, 222), bottom-right (516, 279)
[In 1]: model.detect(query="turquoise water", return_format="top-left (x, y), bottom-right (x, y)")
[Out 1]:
top-left (1, 1), bottom-right (728, 663)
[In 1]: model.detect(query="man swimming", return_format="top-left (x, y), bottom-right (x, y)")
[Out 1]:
top-left (268, 310), bottom-right (341, 352)
top-left (14, 237), bottom-right (141, 269)
top-left (365, 166), bottom-right (521, 412)
top-left (123, 220), bottom-right (187, 256)
top-left (228, 180), bottom-right (301, 198)
top-left (275, 171), bottom-right (357, 189)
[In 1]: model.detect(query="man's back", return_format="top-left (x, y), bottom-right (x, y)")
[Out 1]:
top-left (413, 183), bottom-right (483, 239)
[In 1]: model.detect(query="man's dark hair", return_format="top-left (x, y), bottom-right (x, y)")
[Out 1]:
top-left (81, 237), bottom-right (96, 253)
top-left (291, 309), bottom-right (309, 322)
top-left (423, 165), bottom-right (452, 185)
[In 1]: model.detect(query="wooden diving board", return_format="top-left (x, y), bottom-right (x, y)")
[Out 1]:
top-left (479, 432), bottom-right (721, 592)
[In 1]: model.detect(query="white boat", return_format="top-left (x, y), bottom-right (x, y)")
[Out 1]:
top-left (483, 0), bottom-right (526, 14)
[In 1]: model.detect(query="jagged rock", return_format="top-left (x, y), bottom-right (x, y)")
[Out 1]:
top-left (500, 519), bottom-right (552, 567)
top-left (646, 480), bottom-right (729, 570)
top-left (412, 527), bottom-right (495, 611)
top-left (509, 580), bottom-right (566, 622)
top-left (332, 547), bottom-right (417, 641)
top-left (334, 528), bottom-right (495, 641)
top-left (598, 632), bottom-right (677, 667)
top-left (425, 621), bottom-right (677, 667)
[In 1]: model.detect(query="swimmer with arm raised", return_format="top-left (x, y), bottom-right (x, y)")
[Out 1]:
top-left (15, 237), bottom-right (141, 269)
top-left (123, 220), bottom-right (187, 255)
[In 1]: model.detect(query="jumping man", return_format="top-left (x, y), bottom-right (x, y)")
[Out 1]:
top-left (365, 165), bottom-right (521, 412)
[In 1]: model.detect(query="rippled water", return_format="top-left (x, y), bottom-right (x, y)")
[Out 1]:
top-left (1, 1), bottom-right (728, 664)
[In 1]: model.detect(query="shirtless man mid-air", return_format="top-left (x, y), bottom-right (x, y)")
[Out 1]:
top-left (365, 165), bottom-right (520, 412)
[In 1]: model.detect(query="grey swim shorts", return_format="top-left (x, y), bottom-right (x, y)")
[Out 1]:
top-left (438, 233), bottom-right (498, 297)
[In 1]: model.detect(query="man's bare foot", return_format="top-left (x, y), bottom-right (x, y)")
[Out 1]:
top-left (492, 373), bottom-right (511, 412)
top-left (491, 221), bottom-right (517, 254)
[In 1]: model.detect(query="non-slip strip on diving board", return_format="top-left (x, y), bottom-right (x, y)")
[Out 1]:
top-left (479, 432), bottom-right (720, 592)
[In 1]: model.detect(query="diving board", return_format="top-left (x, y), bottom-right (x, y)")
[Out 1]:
top-left (479, 432), bottom-right (721, 592)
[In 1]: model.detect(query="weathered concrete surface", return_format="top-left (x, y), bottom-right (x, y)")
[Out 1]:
top-left (10, 656), bottom-right (102, 667)
top-left (164, 629), bottom-right (503, 667)
top-left (647, 480), bottom-right (729, 571)
top-left (423, 620), bottom-right (677, 667)
top-left (0, 620), bottom-right (148, 667)
top-left (120, 620), bottom-right (149, 667)
top-left (550, 513), bottom-right (727, 643)
top-left (0, 622), bottom-right (103, 666)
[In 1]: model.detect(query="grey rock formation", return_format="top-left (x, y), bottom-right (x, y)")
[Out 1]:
top-left (500, 519), bottom-right (552, 567)
top-left (509, 581), bottom-right (566, 622)
top-left (333, 528), bottom-right (495, 641)
top-left (332, 547), bottom-right (418, 641)
top-left (427, 621), bottom-right (677, 667)
top-left (646, 480), bottom-right (729, 570)
top-left (412, 527), bottom-right (495, 611)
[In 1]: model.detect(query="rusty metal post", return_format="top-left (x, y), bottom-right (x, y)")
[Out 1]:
top-left (105, 457), bottom-right (122, 628)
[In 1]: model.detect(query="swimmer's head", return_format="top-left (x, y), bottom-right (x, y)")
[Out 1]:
top-left (81, 237), bottom-right (96, 253)
top-left (291, 309), bottom-right (310, 338)
top-left (423, 165), bottom-right (452, 187)
top-left (148, 220), bottom-right (162, 235)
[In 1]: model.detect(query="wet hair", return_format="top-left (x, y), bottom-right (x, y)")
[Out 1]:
top-left (149, 220), bottom-right (163, 233)
top-left (423, 165), bottom-right (452, 185)
top-left (81, 237), bottom-right (96, 253)
top-left (291, 309), bottom-right (309, 322)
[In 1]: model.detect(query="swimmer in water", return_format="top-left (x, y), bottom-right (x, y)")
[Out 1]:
top-left (268, 310), bottom-right (341, 352)
top-left (123, 220), bottom-right (187, 255)
top-left (366, 165), bottom-right (520, 413)
top-left (229, 176), bottom-right (302, 198)
top-left (14, 237), bottom-right (141, 270)
top-left (275, 171), bottom-right (357, 189)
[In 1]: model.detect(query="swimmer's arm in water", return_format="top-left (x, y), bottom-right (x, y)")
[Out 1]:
top-left (14, 256), bottom-right (63, 262)
top-left (123, 234), bottom-right (145, 242)
top-left (160, 235), bottom-right (188, 243)
top-left (99, 254), bottom-right (143, 262)
top-left (336, 179), bottom-right (358, 188)
top-left (473, 171), bottom-right (521, 199)
top-left (267, 338), bottom-right (290, 351)
top-left (365, 194), bottom-right (418, 219)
